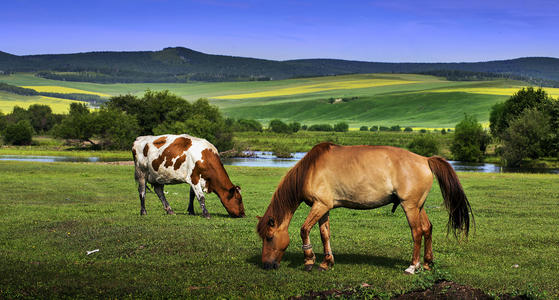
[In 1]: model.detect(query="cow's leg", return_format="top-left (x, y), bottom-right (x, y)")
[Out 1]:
top-left (187, 186), bottom-right (196, 215)
top-left (153, 183), bottom-right (175, 215)
top-left (138, 176), bottom-right (147, 216)
top-left (191, 184), bottom-right (210, 219)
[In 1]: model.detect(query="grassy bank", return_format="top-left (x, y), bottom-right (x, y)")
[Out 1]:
top-left (0, 161), bottom-right (557, 299)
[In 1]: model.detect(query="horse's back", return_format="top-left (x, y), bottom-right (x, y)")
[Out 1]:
top-left (305, 145), bottom-right (432, 209)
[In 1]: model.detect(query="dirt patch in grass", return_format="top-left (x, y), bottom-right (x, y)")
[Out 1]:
top-left (290, 281), bottom-right (529, 300)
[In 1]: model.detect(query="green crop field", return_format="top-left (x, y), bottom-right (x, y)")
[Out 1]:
top-left (2, 73), bottom-right (558, 127)
top-left (0, 161), bottom-right (558, 299)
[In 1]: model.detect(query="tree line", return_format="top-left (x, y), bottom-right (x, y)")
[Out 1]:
top-left (0, 82), bottom-right (105, 104)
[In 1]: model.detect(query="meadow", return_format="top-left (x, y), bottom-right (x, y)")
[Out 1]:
top-left (1, 73), bottom-right (553, 127)
top-left (0, 161), bottom-right (557, 299)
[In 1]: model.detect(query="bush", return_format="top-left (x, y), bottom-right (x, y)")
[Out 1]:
top-left (333, 122), bottom-right (349, 132)
top-left (379, 126), bottom-right (389, 131)
top-left (271, 143), bottom-right (292, 158)
top-left (301, 125), bottom-right (308, 130)
top-left (389, 125), bottom-right (401, 132)
top-left (404, 127), bottom-right (413, 132)
top-left (3, 120), bottom-right (34, 145)
top-left (288, 122), bottom-right (301, 133)
top-left (500, 109), bottom-right (552, 166)
top-left (408, 134), bottom-right (440, 157)
top-left (451, 114), bottom-right (490, 162)
top-left (441, 129), bottom-right (447, 134)
top-left (369, 126), bottom-right (378, 132)
top-left (359, 126), bottom-right (368, 131)
top-left (233, 119), bottom-right (263, 132)
top-left (308, 124), bottom-right (334, 131)
top-left (268, 119), bottom-right (291, 133)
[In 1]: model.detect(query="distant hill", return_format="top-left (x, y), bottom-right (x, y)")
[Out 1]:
top-left (1, 47), bottom-right (558, 85)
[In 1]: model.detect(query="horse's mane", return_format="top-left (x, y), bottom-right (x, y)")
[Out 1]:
top-left (257, 142), bottom-right (333, 239)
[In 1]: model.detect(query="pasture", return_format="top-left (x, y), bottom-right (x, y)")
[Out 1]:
top-left (0, 72), bottom-right (552, 127)
top-left (0, 161), bottom-right (557, 298)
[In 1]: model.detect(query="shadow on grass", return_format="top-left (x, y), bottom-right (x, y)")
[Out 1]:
top-left (246, 251), bottom-right (407, 270)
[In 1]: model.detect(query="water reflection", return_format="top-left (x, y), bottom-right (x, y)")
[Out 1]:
top-left (1, 153), bottom-right (557, 174)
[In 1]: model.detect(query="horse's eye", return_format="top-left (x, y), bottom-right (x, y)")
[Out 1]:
top-left (266, 236), bottom-right (273, 242)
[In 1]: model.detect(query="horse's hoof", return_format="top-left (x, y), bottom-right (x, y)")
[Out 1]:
top-left (423, 263), bottom-right (432, 271)
top-left (304, 264), bottom-right (313, 272)
top-left (318, 266), bottom-right (327, 271)
top-left (404, 263), bottom-right (421, 275)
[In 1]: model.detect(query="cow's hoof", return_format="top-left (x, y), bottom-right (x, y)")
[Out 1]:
top-left (188, 211), bottom-right (195, 216)
top-left (166, 210), bottom-right (175, 215)
top-left (140, 209), bottom-right (147, 216)
top-left (202, 213), bottom-right (211, 219)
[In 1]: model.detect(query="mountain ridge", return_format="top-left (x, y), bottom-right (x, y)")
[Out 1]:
top-left (1, 47), bottom-right (558, 84)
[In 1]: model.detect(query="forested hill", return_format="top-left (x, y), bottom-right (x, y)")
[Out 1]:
top-left (1, 47), bottom-right (558, 84)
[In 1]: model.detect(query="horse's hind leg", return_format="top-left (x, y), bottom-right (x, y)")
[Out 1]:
top-left (153, 183), bottom-right (175, 215)
top-left (300, 203), bottom-right (330, 271)
top-left (187, 187), bottom-right (196, 215)
top-left (420, 209), bottom-right (433, 270)
top-left (402, 204), bottom-right (424, 274)
top-left (318, 212), bottom-right (335, 271)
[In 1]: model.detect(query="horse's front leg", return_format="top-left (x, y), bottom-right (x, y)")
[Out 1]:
top-left (191, 184), bottom-right (210, 219)
top-left (318, 212), bottom-right (334, 271)
top-left (300, 203), bottom-right (330, 271)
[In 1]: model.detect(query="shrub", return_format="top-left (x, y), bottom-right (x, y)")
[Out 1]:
top-left (308, 124), bottom-right (334, 131)
top-left (271, 143), bottom-right (292, 158)
top-left (268, 119), bottom-right (291, 133)
top-left (451, 114), bottom-right (490, 162)
top-left (408, 134), bottom-right (440, 157)
top-left (3, 120), bottom-right (34, 145)
top-left (404, 127), bottom-right (413, 132)
top-left (333, 122), bottom-right (349, 132)
top-left (379, 126), bottom-right (389, 131)
top-left (419, 129), bottom-right (427, 133)
top-left (234, 119), bottom-right (263, 132)
top-left (441, 129), bottom-right (447, 134)
top-left (301, 124), bottom-right (308, 130)
top-left (288, 122), bottom-right (301, 133)
top-left (500, 109), bottom-right (552, 167)
top-left (369, 126), bottom-right (378, 132)
top-left (389, 125), bottom-right (401, 132)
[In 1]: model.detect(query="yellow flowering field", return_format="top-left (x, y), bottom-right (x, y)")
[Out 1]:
top-left (431, 87), bottom-right (559, 98)
top-left (0, 94), bottom-right (79, 114)
top-left (21, 85), bottom-right (109, 97)
top-left (215, 79), bottom-right (418, 99)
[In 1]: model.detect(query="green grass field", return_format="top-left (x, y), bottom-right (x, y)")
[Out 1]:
top-left (2, 73), bottom-right (556, 127)
top-left (1, 161), bottom-right (558, 299)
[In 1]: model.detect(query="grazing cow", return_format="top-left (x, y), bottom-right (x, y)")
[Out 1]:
top-left (132, 134), bottom-right (245, 218)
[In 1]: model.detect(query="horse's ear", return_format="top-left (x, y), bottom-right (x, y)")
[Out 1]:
top-left (267, 217), bottom-right (275, 227)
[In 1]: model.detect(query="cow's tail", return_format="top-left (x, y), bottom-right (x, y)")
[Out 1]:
top-left (428, 156), bottom-right (474, 237)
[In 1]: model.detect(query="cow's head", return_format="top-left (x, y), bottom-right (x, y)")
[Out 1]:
top-left (223, 185), bottom-right (245, 218)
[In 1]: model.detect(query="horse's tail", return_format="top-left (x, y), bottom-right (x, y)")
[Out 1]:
top-left (428, 156), bottom-right (473, 237)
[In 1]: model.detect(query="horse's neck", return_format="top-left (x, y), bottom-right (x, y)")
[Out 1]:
top-left (271, 196), bottom-right (301, 228)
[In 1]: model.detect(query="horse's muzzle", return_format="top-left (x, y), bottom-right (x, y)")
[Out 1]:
top-left (262, 261), bottom-right (279, 270)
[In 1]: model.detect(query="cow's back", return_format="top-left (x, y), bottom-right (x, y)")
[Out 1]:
top-left (133, 134), bottom-right (218, 184)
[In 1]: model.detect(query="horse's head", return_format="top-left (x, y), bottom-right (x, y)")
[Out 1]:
top-left (257, 215), bottom-right (289, 269)
top-left (223, 185), bottom-right (245, 218)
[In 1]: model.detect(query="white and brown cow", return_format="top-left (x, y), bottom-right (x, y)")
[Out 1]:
top-left (132, 134), bottom-right (245, 218)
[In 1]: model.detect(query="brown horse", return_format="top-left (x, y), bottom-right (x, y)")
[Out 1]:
top-left (257, 142), bottom-right (472, 273)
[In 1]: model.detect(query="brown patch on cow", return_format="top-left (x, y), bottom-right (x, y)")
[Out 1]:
top-left (151, 137), bottom-right (192, 171)
top-left (174, 154), bottom-right (186, 170)
top-left (190, 149), bottom-right (222, 188)
top-left (132, 149), bottom-right (137, 162)
top-left (143, 144), bottom-right (149, 156)
top-left (153, 136), bottom-right (167, 149)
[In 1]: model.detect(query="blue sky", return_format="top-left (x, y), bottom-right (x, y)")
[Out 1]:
top-left (1, 0), bottom-right (558, 62)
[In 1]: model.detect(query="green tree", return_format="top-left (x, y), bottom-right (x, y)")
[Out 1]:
top-left (490, 87), bottom-right (552, 137)
top-left (500, 109), bottom-right (552, 167)
top-left (268, 119), bottom-right (291, 133)
top-left (3, 120), bottom-right (34, 145)
top-left (95, 108), bottom-right (140, 150)
top-left (288, 122), bottom-right (301, 133)
top-left (451, 114), bottom-right (490, 162)
top-left (333, 122), bottom-right (349, 132)
top-left (359, 126), bottom-right (368, 131)
top-left (27, 104), bottom-right (56, 133)
top-left (52, 103), bottom-right (97, 146)
top-left (408, 134), bottom-right (439, 157)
